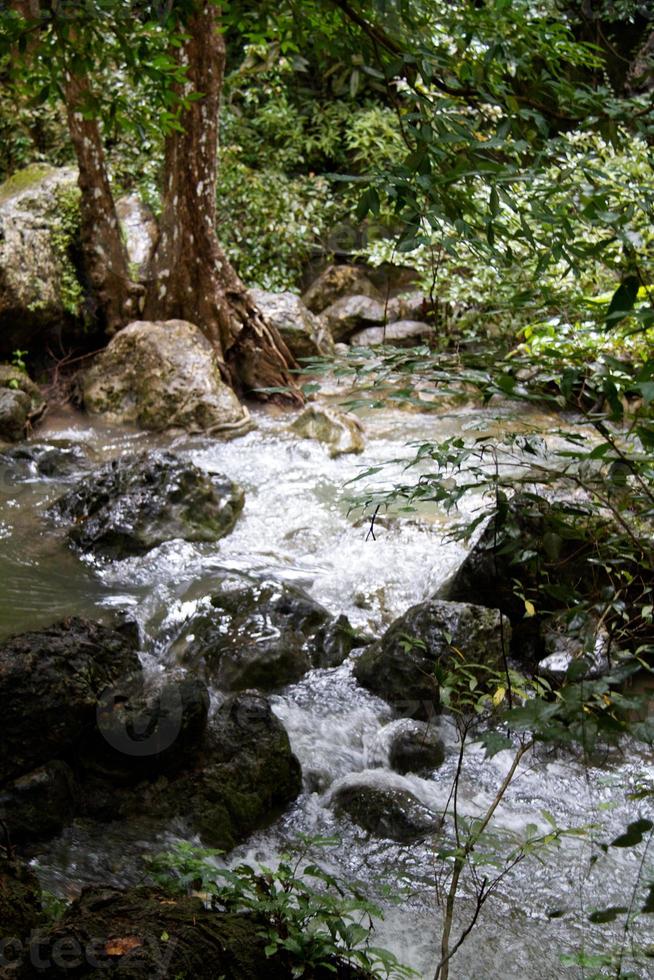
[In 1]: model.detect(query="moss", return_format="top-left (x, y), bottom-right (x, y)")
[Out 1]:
top-left (49, 185), bottom-right (84, 317)
top-left (0, 163), bottom-right (55, 203)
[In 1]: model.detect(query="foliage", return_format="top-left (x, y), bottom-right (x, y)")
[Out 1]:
top-left (49, 185), bottom-right (84, 318)
top-left (148, 838), bottom-right (416, 979)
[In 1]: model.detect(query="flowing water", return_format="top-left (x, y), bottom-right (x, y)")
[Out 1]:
top-left (1, 399), bottom-right (652, 979)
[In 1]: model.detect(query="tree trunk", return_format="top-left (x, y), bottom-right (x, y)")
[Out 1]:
top-left (62, 71), bottom-right (142, 333)
top-left (143, 2), bottom-right (301, 402)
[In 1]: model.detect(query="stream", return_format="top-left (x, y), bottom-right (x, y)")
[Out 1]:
top-left (1, 397), bottom-right (653, 979)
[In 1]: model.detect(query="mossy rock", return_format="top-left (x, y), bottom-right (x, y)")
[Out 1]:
top-left (169, 574), bottom-right (355, 691)
top-left (49, 450), bottom-right (245, 559)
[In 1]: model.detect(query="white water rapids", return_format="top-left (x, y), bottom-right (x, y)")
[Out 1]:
top-left (1, 399), bottom-right (652, 979)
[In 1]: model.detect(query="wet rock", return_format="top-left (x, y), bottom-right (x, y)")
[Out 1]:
top-left (0, 761), bottom-right (78, 844)
top-left (81, 320), bottom-right (251, 436)
top-left (437, 493), bottom-right (605, 664)
top-left (0, 617), bottom-right (141, 783)
top-left (0, 441), bottom-right (90, 480)
top-left (0, 387), bottom-right (31, 442)
top-left (322, 295), bottom-right (389, 343)
top-left (78, 676), bottom-right (210, 784)
top-left (151, 693), bottom-right (302, 850)
top-left (349, 320), bottom-right (434, 348)
top-left (249, 288), bottom-right (334, 359)
top-left (50, 450), bottom-right (244, 559)
top-left (12, 886), bottom-right (269, 979)
top-left (388, 721), bottom-right (445, 775)
top-left (0, 365), bottom-right (46, 442)
top-left (291, 406), bottom-right (364, 458)
top-left (331, 781), bottom-right (441, 843)
top-left (302, 264), bottom-right (383, 314)
top-left (354, 599), bottom-right (509, 720)
top-left (169, 576), bottom-right (355, 692)
top-left (0, 165), bottom-right (80, 356)
top-left (115, 193), bottom-right (158, 277)
top-left (12, 883), bottom-right (365, 979)
top-left (0, 852), bottom-right (42, 939)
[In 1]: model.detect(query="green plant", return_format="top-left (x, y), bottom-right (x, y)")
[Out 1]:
top-left (148, 838), bottom-right (416, 979)
top-left (49, 186), bottom-right (84, 318)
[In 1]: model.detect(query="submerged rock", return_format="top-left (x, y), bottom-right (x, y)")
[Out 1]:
top-left (81, 319), bottom-right (251, 437)
top-left (291, 406), bottom-right (364, 458)
top-left (0, 617), bottom-right (140, 784)
top-left (0, 441), bottom-right (90, 479)
top-left (349, 319), bottom-right (434, 348)
top-left (302, 263), bottom-right (383, 314)
top-left (169, 575), bottom-right (355, 691)
top-left (331, 780), bottom-right (441, 843)
top-left (50, 450), bottom-right (244, 559)
top-left (354, 599), bottom-right (509, 720)
top-left (249, 288), bottom-right (334, 359)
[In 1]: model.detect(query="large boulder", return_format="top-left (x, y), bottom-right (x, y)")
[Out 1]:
top-left (78, 676), bottom-right (210, 784)
top-left (168, 576), bottom-right (354, 691)
top-left (321, 295), bottom-right (390, 343)
top-left (117, 693), bottom-right (303, 850)
top-left (330, 779), bottom-right (441, 843)
top-left (0, 365), bottom-right (46, 442)
top-left (349, 320), bottom-right (434, 348)
top-left (0, 165), bottom-right (81, 356)
top-left (354, 599), bottom-right (509, 720)
top-left (0, 617), bottom-right (141, 784)
top-left (291, 406), bottom-right (364, 458)
top-left (49, 450), bottom-right (244, 559)
top-left (302, 264), bottom-right (383, 314)
top-left (81, 319), bottom-right (251, 437)
top-left (249, 288), bottom-right (334, 359)
top-left (0, 761), bottom-right (78, 844)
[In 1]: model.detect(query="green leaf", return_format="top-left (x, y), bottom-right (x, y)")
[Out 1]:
top-left (605, 275), bottom-right (639, 329)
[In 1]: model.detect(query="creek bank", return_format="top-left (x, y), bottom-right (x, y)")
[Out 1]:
top-left (168, 574), bottom-right (356, 691)
top-left (436, 492), bottom-right (653, 670)
top-left (49, 450), bottom-right (244, 559)
top-left (7, 883), bottom-right (368, 979)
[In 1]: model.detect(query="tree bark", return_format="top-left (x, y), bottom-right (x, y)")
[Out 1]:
top-left (62, 71), bottom-right (142, 334)
top-left (143, 2), bottom-right (301, 402)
